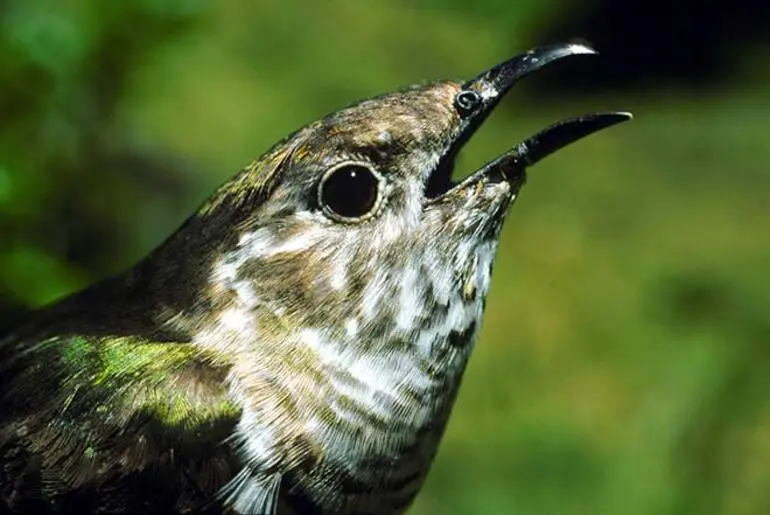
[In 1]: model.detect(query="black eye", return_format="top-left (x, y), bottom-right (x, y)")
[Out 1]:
top-left (318, 162), bottom-right (383, 221)
top-left (454, 89), bottom-right (482, 116)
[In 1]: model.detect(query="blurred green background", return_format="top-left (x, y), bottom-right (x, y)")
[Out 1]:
top-left (1, 1), bottom-right (769, 514)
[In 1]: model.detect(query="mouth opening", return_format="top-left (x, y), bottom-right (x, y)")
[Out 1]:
top-left (424, 150), bottom-right (459, 200)
top-left (423, 117), bottom-right (481, 200)
top-left (422, 43), bottom-right (633, 202)
top-left (423, 111), bottom-right (632, 201)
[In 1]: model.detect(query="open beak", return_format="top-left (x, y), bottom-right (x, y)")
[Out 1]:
top-left (428, 43), bottom-right (631, 198)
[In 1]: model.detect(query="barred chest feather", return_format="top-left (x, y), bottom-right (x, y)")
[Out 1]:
top-left (196, 222), bottom-right (501, 514)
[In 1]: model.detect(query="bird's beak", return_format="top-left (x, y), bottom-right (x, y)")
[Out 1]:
top-left (429, 43), bottom-right (631, 198)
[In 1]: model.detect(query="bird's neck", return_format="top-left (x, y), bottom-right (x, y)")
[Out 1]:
top-left (198, 233), bottom-right (498, 513)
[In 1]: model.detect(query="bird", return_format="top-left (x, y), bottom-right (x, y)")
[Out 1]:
top-left (0, 43), bottom-right (630, 515)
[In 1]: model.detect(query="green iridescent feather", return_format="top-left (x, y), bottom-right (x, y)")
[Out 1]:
top-left (0, 326), bottom-right (241, 513)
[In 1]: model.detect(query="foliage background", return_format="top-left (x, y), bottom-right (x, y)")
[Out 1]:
top-left (1, 1), bottom-right (769, 514)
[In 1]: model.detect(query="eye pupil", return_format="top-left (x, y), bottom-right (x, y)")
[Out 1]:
top-left (319, 164), bottom-right (381, 220)
top-left (455, 90), bottom-right (481, 116)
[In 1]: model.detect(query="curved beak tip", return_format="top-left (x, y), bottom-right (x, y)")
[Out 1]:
top-left (564, 42), bottom-right (598, 56)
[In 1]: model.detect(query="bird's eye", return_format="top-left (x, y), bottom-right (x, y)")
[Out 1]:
top-left (454, 89), bottom-right (482, 116)
top-left (318, 162), bottom-right (383, 221)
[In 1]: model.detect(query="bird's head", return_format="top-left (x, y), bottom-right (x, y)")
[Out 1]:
top-left (167, 43), bottom-right (629, 365)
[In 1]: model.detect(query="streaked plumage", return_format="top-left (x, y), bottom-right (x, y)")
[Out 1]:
top-left (0, 43), bottom-right (629, 514)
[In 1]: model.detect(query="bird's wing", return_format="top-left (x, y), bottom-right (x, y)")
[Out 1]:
top-left (0, 332), bottom-right (243, 514)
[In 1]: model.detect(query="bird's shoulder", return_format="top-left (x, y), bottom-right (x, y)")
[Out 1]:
top-left (0, 328), bottom-right (242, 514)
